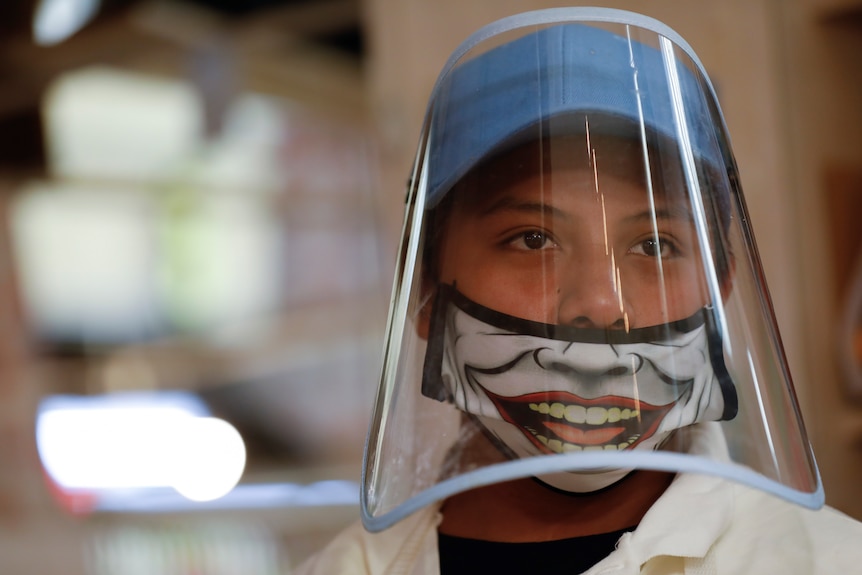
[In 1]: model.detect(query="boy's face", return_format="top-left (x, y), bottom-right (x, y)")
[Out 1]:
top-left (421, 135), bottom-right (734, 491)
top-left (435, 135), bottom-right (711, 329)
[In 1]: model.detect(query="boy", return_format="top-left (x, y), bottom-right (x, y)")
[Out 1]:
top-left (297, 8), bottom-right (862, 574)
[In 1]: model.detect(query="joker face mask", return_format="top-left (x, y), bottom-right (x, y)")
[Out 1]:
top-left (422, 284), bottom-right (738, 492)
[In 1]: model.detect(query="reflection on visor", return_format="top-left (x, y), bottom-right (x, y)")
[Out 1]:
top-left (422, 284), bottom-right (737, 491)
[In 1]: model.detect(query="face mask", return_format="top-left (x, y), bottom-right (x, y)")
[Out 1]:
top-left (422, 284), bottom-right (738, 492)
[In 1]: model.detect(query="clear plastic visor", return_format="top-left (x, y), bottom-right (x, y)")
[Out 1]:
top-left (362, 11), bottom-right (822, 532)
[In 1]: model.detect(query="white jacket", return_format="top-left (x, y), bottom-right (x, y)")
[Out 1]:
top-left (295, 425), bottom-right (862, 574)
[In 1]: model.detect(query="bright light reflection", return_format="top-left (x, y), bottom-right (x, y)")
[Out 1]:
top-left (172, 417), bottom-right (247, 502)
top-left (33, 0), bottom-right (100, 46)
top-left (37, 396), bottom-right (246, 502)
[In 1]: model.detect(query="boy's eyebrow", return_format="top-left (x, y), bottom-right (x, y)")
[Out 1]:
top-left (478, 196), bottom-right (572, 221)
top-left (623, 206), bottom-right (694, 224)
top-left (477, 196), bottom-right (693, 224)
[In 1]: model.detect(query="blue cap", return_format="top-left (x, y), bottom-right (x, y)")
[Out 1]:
top-left (426, 23), bottom-right (723, 205)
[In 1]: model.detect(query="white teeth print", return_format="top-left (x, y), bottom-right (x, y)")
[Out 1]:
top-left (532, 433), bottom-right (640, 453)
top-left (549, 403), bottom-right (566, 419)
top-left (528, 403), bottom-right (640, 424)
top-left (586, 407), bottom-right (607, 425)
top-left (565, 404), bottom-right (586, 423)
top-left (526, 404), bottom-right (644, 453)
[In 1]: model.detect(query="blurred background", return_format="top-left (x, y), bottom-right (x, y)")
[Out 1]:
top-left (0, 0), bottom-right (861, 573)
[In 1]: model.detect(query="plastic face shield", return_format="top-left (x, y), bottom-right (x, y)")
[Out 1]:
top-left (362, 8), bottom-right (823, 532)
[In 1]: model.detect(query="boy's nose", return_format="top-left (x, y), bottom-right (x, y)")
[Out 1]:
top-left (556, 250), bottom-right (628, 330)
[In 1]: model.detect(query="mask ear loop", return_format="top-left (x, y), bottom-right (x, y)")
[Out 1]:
top-left (421, 283), bottom-right (458, 401)
top-left (703, 304), bottom-right (738, 420)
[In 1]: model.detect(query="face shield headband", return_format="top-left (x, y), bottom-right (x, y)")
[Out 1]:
top-left (422, 283), bottom-right (738, 492)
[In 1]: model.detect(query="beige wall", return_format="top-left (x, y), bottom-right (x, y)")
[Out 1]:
top-left (363, 0), bottom-right (862, 519)
top-left (777, 0), bottom-right (862, 519)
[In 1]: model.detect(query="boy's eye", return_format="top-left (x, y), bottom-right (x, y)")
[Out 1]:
top-left (515, 230), bottom-right (553, 250)
top-left (631, 237), bottom-right (677, 258)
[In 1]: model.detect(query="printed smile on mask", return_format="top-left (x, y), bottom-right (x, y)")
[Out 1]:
top-left (482, 388), bottom-right (673, 453)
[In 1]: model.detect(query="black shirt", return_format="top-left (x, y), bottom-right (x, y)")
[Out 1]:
top-left (438, 526), bottom-right (634, 575)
